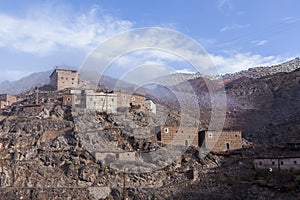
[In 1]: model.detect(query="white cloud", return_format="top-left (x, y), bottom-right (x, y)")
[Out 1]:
top-left (220, 23), bottom-right (250, 32)
top-left (210, 52), bottom-right (289, 74)
top-left (0, 5), bottom-right (133, 55)
top-left (216, 0), bottom-right (233, 13)
top-left (175, 68), bottom-right (195, 74)
top-left (282, 17), bottom-right (300, 24)
top-left (252, 40), bottom-right (268, 46)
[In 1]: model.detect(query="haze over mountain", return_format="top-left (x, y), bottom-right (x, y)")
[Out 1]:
top-left (1, 58), bottom-right (299, 96)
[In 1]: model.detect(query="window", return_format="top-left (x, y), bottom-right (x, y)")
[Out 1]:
top-left (235, 134), bottom-right (238, 137)
top-left (225, 143), bottom-right (230, 150)
top-left (208, 132), bottom-right (213, 139)
top-left (294, 160), bottom-right (297, 165)
top-left (272, 161), bottom-right (275, 165)
top-left (259, 161), bottom-right (262, 165)
top-left (185, 140), bottom-right (189, 147)
top-left (72, 78), bottom-right (75, 80)
top-left (132, 96), bottom-right (135, 101)
top-left (123, 95), bottom-right (126, 99)
top-left (164, 128), bottom-right (169, 133)
top-left (66, 77), bottom-right (68, 80)
top-left (112, 99), bottom-right (114, 102)
top-left (67, 97), bottom-right (71, 102)
top-left (72, 82), bottom-right (74, 84)
top-left (61, 77), bottom-right (64, 79)
top-left (281, 161), bottom-right (284, 165)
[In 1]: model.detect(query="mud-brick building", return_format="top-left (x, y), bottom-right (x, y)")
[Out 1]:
top-left (63, 89), bottom-right (118, 113)
top-left (157, 126), bottom-right (199, 147)
top-left (0, 94), bottom-right (17, 109)
top-left (145, 99), bottom-right (156, 114)
top-left (254, 157), bottom-right (300, 171)
top-left (50, 68), bottom-right (79, 90)
top-left (22, 104), bottom-right (44, 115)
top-left (115, 91), bottom-right (145, 109)
top-left (199, 130), bottom-right (242, 152)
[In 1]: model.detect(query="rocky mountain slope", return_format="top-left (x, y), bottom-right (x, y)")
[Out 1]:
top-left (0, 71), bottom-right (51, 95)
top-left (224, 68), bottom-right (300, 144)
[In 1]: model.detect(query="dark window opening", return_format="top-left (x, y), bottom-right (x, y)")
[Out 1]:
top-left (281, 161), bottom-right (284, 165)
top-left (294, 160), bottom-right (297, 165)
top-left (259, 161), bottom-right (262, 165)
top-left (226, 143), bottom-right (230, 150)
top-left (272, 161), bottom-right (275, 165)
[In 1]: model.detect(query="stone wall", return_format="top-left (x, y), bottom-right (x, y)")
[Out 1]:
top-left (254, 157), bottom-right (300, 171)
top-left (158, 126), bottom-right (198, 147)
top-left (22, 105), bottom-right (44, 115)
top-left (0, 94), bottom-right (17, 109)
top-left (200, 130), bottom-right (242, 152)
top-left (50, 69), bottom-right (78, 90)
top-left (115, 92), bottom-right (145, 110)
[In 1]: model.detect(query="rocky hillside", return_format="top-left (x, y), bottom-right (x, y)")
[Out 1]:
top-left (224, 68), bottom-right (300, 144)
top-left (222, 57), bottom-right (300, 83)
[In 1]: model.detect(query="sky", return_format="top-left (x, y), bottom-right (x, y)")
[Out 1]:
top-left (0, 0), bottom-right (299, 83)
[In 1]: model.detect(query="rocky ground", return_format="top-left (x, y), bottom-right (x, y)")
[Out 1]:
top-left (0, 91), bottom-right (299, 199)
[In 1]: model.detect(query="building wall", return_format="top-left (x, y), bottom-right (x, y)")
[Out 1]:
top-left (50, 69), bottom-right (78, 90)
top-left (158, 126), bottom-right (198, 147)
top-left (0, 94), bottom-right (17, 108)
top-left (254, 158), bottom-right (300, 171)
top-left (200, 131), bottom-right (242, 152)
top-left (84, 91), bottom-right (117, 113)
top-left (22, 105), bottom-right (43, 115)
top-left (145, 99), bottom-right (156, 114)
top-left (115, 91), bottom-right (145, 110)
top-left (62, 94), bottom-right (76, 106)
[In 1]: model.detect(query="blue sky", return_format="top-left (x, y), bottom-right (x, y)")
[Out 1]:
top-left (0, 0), bottom-right (299, 82)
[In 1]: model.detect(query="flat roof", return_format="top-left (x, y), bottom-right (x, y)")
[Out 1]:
top-left (50, 68), bottom-right (78, 77)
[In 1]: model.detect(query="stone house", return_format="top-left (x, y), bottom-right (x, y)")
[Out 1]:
top-left (199, 130), bottom-right (242, 152)
top-left (62, 93), bottom-right (76, 106)
top-left (115, 91), bottom-right (145, 109)
top-left (63, 89), bottom-right (117, 113)
top-left (0, 94), bottom-right (17, 109)
top-left (22, 104), bottom-right (44, 115)
top-left (50, 68), bottom-right (79, 90)
top-left (254, 157), bottom-right (300, 171)
top-left (157, 126), bottom-right (199, 147)
top-left (145, 99), bottom-right (156, 114)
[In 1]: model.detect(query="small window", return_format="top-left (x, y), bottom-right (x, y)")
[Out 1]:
top-left (185, 140), bottom-right (189, 147)
top-left (281, 161), bottom-right (284, 165)
top-left (294, 160), bottom-right (297, 165)
top-left (72, 82), bottom-right (74, 84)
top-left (272, 161), bottom-right (275, 165)
top-left (132, 97), bottom-right (135, 101)
top-left (164, 128), bottom-right (169, 133)
top-left (259, 161), bottom-right (262, 165)
top-left (66, 77), bottom-right (68, 80)
top-left (72, 78), bottom-right (75, 80)
top-left (61, 77), bottom-right (64, 79)
top-left (112, 99), bottom-right (114, 102)
top-left (208, 133), bottom-right (213, 138)
top-left (67, 97), bottom-right (71, 102)
top-left (123, 96), bottom-right (126, 99)
top-left (235, 134), bottom-right (238, 137)
top-left (225, 143), bottom-right (230, 150)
